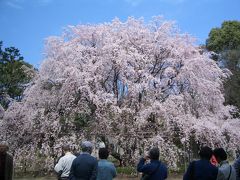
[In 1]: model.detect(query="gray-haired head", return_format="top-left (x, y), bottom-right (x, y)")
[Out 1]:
top-left (81, 141), bottom-right (93, 154)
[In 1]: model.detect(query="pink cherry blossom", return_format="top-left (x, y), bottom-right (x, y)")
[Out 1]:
top-left (0, 17), bottom-right (239, 171)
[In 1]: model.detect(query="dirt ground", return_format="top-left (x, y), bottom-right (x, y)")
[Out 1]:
top-left (15, 174), bottom-right (182, 180)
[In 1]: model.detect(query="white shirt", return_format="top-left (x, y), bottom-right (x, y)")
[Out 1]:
top-left (54, 152), bottom-right (76, 178)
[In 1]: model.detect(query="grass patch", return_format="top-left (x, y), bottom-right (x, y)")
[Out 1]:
top-left (116, 166), bottom-right (136, 175)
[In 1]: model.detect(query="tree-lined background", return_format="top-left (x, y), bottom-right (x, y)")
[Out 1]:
top-left (206, 21), bottom-right (240, 115)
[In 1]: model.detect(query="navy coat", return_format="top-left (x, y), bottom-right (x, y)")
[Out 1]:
top-left (137, 158), bottom-right (168, 180)
top-left (183, 159), bottom-right (218, 180)
top-left (69, 153), bottom-right (98, 180)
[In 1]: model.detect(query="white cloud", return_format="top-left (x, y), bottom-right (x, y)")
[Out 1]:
top-left (6, 1), bottom-right (23, 9)
top-left (161, 0), bottom-right (187, 4)
top-left (124, 0), bottom-right (143, 7)
top-left (4, 0), bottom-right (54, 10)
top-left (38, 0), bottom-right (54, 6)
top-left (124, 0), bottom-right (187, 7)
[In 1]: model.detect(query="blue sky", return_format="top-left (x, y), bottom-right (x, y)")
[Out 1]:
top-left (0, 0), bottom-right (239, 67)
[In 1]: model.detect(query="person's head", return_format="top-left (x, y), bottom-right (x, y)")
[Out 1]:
top-left (0, 141), bottom-right (9, 154)
top-left (81, 141), bottom-right (93, 154)
top-left (62, 145), bottom-right (71, 153)
top-left (99, 148), bottom-right (109, 160)
top-left (148, 147), bottom-right (160, 160)
top-left (199, 146), bottom-right (213, 160)
top-left (213, 148), bottom-right (227, 163)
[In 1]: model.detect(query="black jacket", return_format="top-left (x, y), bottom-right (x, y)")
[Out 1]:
top-left (0, 153), bottom-right (13, 180)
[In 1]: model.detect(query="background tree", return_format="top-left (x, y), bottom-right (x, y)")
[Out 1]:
top-left (206, 21), bottom-right (240, 53)
top-left (0, 41), bottom-right (34, 109)
top-left (206, 21), bottom-right (240, 112)
top-left (221, 49), bottom-right (240, 113)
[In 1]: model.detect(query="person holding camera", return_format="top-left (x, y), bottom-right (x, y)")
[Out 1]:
top-left (137, 147), bottom-right (168, 180)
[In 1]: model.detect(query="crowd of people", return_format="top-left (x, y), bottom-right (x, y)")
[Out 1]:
top-left (53, 142), bottom-right (240, 180)
top-left (183, 146), bottom-right (239, 180)
top-left (54, 141), bottom-right (117, 180)
top-left (0, 140), bottom-right (240, 180)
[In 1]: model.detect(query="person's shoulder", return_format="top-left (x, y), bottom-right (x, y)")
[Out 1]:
top-left (234, 158), bottom-right (240, 167)
top-left (90, 155), bottom-right (97, 162)
top-left (159, 161), bottom-right (168, 170)
top-left (194, 159), bottom-right (207, 168)
top-left (105, 160), bottom-right (115, 167)
top-left (73, 155), bottom-right (82, 161)
top-left (57, 154), bottom-right (69, 163)
top-left (197, 159), bottom-right (212, 165)
top-left (74, 152), bottom-right (80, 157)
top-left (195, 159), bottom-right (202, 164)
top-left (58, 156), bottom-right (65, 161)
top-left (81, 154), bottom-right (97, 161)
top-left (218, 164), bottom-right (225, 172)
top-left (6, 152), bottom-right (13, 157)
top-left (103, 161), bottom-right (116, 170)
top-left (208, 162), bottom-right (218, 170)
top-left (109, 161), bottom-right (115, 166)
top-left (210, 163), bottom-right (218, 172)
top-left (68, 153), bottom-right (76, 158)
top-left (62, 153), bottom-right (76, 161)
top-left (237, 157), bottom-right (240, 163)
top-left (72, 155), bottom-right (82, 163)
top-left (6, 153), bottom-right (13, 160)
